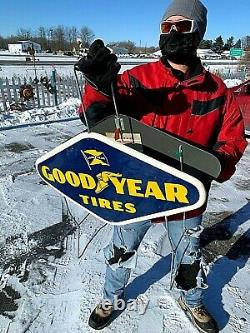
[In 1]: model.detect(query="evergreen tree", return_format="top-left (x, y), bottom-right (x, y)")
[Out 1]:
top-left (0, 35), bottom-right (8, 49)
top-left (234, 39), bottom-right (242, 48)
top-left (199, 39), bottom-right (213, 49)
top-left (212, 36), bottom-right (224, 53)
top-left (224, 36), bottom-right (234, 50)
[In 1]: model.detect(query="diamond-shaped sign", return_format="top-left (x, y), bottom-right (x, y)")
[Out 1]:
top-left (36, 133), bottom-right (206, 225)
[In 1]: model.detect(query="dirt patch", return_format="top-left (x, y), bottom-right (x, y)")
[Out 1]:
top-left (44, 134), bottom-right (72, 143)
top-left (0, 285), bottom-right (21, 318)
top-left (202, 233), bottom-right (243, 263)
top-left (202, 211), bottom-right (233, 228)
top-left (201, 206), bottom-right (250, 263)
top-left (34, 132), bottom-right (53, 137)
top-left (5, 142), bottom-right (35, 153)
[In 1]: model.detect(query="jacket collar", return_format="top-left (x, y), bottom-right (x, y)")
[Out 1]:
top-left (160, 56), bottom-right (207, 87)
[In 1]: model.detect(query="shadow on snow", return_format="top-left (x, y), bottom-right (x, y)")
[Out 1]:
top-left (111, 202), bottom-right (250, 329)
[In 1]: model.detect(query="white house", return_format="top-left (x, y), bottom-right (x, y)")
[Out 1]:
top-left (197, 49), bottom-right (221, 59)
top-left (8, 41), bottom-right (42, 54)
top-left (153, 49), bottom-right (222, 59)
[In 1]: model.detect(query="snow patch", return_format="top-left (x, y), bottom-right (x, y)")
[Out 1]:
top-left (224, 79), bottom-right (243, 88)
top-left (0, 98), bottom-right (81, 128)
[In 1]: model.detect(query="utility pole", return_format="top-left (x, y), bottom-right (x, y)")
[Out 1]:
top-left (49, 29), bottom-right (53, 52)
top-left (29, 45), bottom-right (40, 107)
top-left (51, 68), bottom-right (58, 106)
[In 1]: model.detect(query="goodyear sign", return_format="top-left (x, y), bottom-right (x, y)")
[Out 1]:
top-left (36, 133), bottom-right (206, 225)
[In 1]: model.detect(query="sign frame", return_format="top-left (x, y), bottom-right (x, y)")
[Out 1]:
top-left (36, 132), bottom-right (207, 225)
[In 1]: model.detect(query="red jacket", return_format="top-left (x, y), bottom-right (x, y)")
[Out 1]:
top-left (79, 59), bottom-right (248, 219)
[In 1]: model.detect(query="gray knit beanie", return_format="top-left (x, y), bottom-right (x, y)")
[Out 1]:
top-left (161, 0), bottom-right (207, 40)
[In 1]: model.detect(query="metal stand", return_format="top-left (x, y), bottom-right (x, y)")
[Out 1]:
top-left (166, 144), bottom-right (189, 290)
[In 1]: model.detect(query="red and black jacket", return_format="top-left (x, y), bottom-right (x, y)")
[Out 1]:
top-left (79, 58), bottom-right (248, 219)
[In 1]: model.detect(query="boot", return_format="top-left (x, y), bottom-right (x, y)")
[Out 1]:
top-left (178, 297), bottom-right (219, 333)
top-left (88, 301), bottom-right (114, 330)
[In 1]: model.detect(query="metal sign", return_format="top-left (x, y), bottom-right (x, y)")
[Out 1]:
top-left (36, 133), bottom-right (206, 225)
top-left (230, 48), bottom-right (243, 57)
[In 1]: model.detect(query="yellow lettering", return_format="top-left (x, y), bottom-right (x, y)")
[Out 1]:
top-left (53, 168), bottom-right (66, 184)
top-left (127, 179), bottom-right (144, 197)
top-left (165, 183), bottom-right (189, 203)
top-left (79, 194), bottom-right (90, 204)
top-left (65, 171), bottom-right (80, 187)
top-left (145, 181), bottom-right (165, 200)
top-left (79, 194), bottom-right (137, 214)
top-left (41, 166), bottom-right (54, 182)
top-left (79, 173), bottom-right (96, 189)
top-left (91, 196), bottom-right (98, 207)
top-left (98, 198), bottom-right (112, 209)
top-left (109, 177), bottom-right (126, 194)
top-left (125, 203), bottom-right (136, 214)
top-left (112, 201), bottom-right (124, 211)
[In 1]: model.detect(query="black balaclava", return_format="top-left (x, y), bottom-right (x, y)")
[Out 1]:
top-left (159, 30), bottom-right (200, 65)
top-left (159, 0), bottom-right (207, 65)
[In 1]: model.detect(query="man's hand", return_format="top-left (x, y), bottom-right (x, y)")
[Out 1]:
top-left (75, 39), bottom-right (121, 95)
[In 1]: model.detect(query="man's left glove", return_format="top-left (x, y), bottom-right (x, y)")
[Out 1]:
top-left (74, 39), bottom-right (121, 95)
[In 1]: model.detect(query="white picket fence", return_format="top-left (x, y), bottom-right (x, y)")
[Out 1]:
top-left (0, 75), bottom-right (84, 112)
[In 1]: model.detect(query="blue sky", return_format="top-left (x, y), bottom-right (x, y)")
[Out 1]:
top-left (0, 0), bottom-right (249, 46)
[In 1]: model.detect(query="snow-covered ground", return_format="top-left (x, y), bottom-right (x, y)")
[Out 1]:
top-left (0, 57), bottom-right (244, 81)
top-left (224, 79), bottom-right (243, 88)
top-left (0, 95), bottom-right (249, 333)
top-left (0, 98), bottom-right (81, 129)
top-left (0, 59), bottom-right (249, 332)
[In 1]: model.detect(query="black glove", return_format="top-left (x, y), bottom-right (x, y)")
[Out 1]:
top-left (74, 39), bottom-right (121, 95)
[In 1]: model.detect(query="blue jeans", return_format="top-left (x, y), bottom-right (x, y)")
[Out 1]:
top-left (102, 216), bottom-right (208, 308)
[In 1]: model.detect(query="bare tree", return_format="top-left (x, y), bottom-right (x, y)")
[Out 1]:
top-left (17, 28), bottom-right (32, 40)
top-left (65, 26), bottom-right (78, 48)
top-left (79, 26), bottom-right (95, 48)
top-left (147, 46), bottom-right (158, 54)
top-left (52, 25), bottom-right (66, 50)
top-left (37, 26), bottom-right (47, 40)
top-left (36, 26), bottom-right (48, 50)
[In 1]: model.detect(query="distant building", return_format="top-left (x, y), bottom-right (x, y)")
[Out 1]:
top-left (8, 41), bottom-right (42, 54)
top-left (242, 36), bottom-right (250, 50)
top-left (153, 50), bottom-right (162, 57)
top-left (221, 50), bottom-right (230, 58)
top-left (197, 48), bottom-right (221, 59)
top-left (108, 46), bottom-right (129, 55)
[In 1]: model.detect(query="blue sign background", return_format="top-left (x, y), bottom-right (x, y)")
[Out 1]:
top-left (37, 136), bottom-right (202, 224)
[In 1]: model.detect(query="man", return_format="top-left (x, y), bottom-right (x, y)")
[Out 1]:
top-left (75, 0), bottom-right (247, 332)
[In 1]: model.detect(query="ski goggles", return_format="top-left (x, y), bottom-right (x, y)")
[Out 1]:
top-left (160, 19), bottom-right (195, 34)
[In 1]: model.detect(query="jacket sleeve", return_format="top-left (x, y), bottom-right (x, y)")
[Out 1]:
top-left (213, 89), bottom-right (248, 182)
top-left (78, 69), bottom-right (144, 126)
top-left (78, 82), bottom-right (114, 126)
